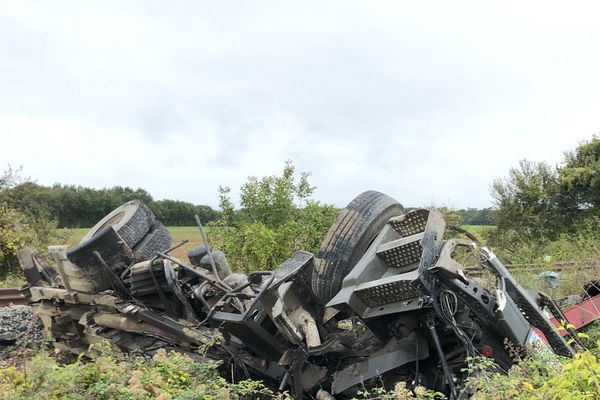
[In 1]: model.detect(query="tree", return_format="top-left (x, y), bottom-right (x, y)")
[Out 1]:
top-left (489, 136), bottom-right (600, 250)
top-left (149, 199), bottom-right (219, 226)
top-left (0, 168), bottom-right (64, 277)
top-left (0, 177), bottom-right (219, 228)
top-left (214, 161), bottom-right (338, 272)
top-left (491, 159), bottom-right (560, 242)
top-left (216, 186), bottom-right (235, 226)
top-left (456, 208), bottom-right (495, 225)
top-left (239, 160), bottom-right (315, 228)
top-left (559, 136), bottom-right (600, 220)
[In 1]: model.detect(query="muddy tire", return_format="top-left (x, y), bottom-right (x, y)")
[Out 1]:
top-left (311, 190), bottom-right (404, 304)
top-left (133, 222), bottom-right (172, 261)
top-left (81, 200), bottom-right (155, 249)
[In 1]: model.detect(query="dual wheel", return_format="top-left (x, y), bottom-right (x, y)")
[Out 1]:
top-left (79, 200), bottom-right (171, 261)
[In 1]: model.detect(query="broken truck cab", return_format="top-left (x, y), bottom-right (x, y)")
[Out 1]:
top-left (17, 192), bottom-right (581, 399)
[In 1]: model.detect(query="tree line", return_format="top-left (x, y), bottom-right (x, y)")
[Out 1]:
top-left (0, 170), bottom-right (219, 228)
top-left (491, 135), bottom-right (600, 247)
top-left (455, 207), bottom-right (494, 225)
top-left (0, 168), bottom-right (496, 230)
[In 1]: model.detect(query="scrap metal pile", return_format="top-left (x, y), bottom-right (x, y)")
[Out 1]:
top-left (13, 191), bottom-right (591, 399)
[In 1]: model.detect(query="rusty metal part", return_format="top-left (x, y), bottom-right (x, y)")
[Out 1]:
top-left (16, 247), bottom-right (44, 286)
top-left (93, 251), bottom-right (131, 299)
top-left (0, 287), bottom-right (30, 306)
top-left (165, 239), bottom-right (189, 254)
top-left (115, 302), bottom-right (214, 347)
top-left (48, 245), bottom-right (73, 291)
top-left (17, 246), bottom-right (59, 287)
top-left (92, 312), bottom-right (193, 346)
top-left (28, 286), bottom-right (119, 306)
top-left (447, 224), bottom-right (481, 244)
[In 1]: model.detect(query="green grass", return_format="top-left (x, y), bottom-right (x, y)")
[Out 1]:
top-left (0, 272), bottom-right (26, 288)
top-left (0, 348), bottom-right (277, 399)
top-left (62, 226), bottom-right (206, 244)
top-left (59, 227), bottom-right (89, 243)
top-left (462, 225), bottom-right (496, 233)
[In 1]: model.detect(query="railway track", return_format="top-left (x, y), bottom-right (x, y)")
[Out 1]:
top-left (0, 287), bottom-right (30, 306)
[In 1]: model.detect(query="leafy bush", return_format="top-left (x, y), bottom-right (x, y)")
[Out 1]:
top-left (211, 162), bottom-right (338, 272)
top-left (352, 382), bottom-right (444, 399)
top-left (491, 159), bottom-right (561, 243)
top-left (490, 136), bottom-right (600, 248)
top-left (0, 168), bottom-right (66, 278)
top-left (0, 347), bottom-right (287, 400)
top-left (465, 334), bottom-right (600, 400)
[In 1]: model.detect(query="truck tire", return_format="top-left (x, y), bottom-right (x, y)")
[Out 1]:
top-left (133, 222), bottom-right (172, 261)
top-left (80, 200), bottom-right (155, 249)
top-left (311, 190), bottom-right (404, 304)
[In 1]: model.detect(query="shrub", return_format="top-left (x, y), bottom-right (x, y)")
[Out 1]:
top-left (465, 333), bottom-right (600, 400)
top-left (352, 382), bottom-right (445, 399)
top-left (0, 167), bottom-right (66, 279)
top-left (0, 347), bottom-right (287, 400)
top-left (0, 203), bottom-right (67, 278)
top-left (211, 162), bottom-right (339, 272)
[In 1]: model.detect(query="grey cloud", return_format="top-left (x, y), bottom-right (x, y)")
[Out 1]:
top-left (1, 1), bottom-right (599, 209)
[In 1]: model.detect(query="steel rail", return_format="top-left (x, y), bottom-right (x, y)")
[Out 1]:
top-left (0, 287), bottom-right (30, 306)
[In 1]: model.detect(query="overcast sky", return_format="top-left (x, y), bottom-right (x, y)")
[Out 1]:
top-left (1, 1), bottom-right (599, 209)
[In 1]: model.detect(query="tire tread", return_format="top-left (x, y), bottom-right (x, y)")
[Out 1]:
top-left (311, 191), bottom-right (404, 303)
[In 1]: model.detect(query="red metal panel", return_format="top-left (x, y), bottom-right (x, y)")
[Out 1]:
top-left (534, 294), bottom-right (600, 342)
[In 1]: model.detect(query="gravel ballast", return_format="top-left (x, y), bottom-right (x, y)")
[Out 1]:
top-left (0, 305), bottom-right (44, 349)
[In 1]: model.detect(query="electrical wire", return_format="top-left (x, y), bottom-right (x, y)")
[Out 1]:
top-left (431, 279), bottom-right (480, 358)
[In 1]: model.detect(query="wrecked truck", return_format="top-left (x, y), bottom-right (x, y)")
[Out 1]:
top-left (15, 191), bottom-right (581, 399)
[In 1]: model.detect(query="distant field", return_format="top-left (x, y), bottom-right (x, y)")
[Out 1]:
top-left (462, 225), bottom-right (495, 233)
top-left (62, 227), bottom-right (91, 244)
top-left (62, 226), bottom-right (209, 261)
